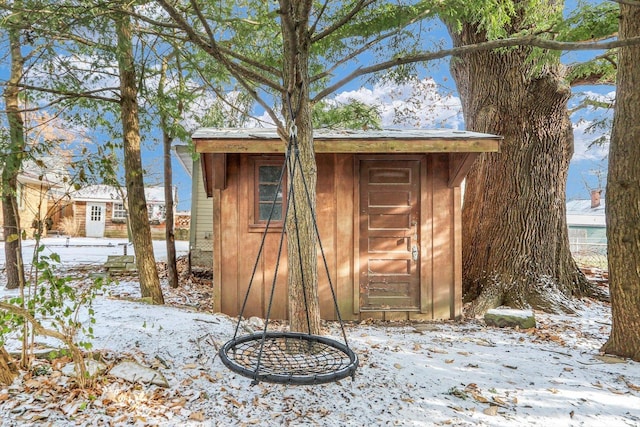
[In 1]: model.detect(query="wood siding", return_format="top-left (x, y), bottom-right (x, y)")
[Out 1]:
top-left (190, 158), bottom-right (214, 268)
top-left (212, 153), bottom-right (463, 321)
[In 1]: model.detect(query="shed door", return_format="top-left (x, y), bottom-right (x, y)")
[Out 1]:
top-left (359, 160), bottom-right (420, 311)
top-left (85, 203), bottom-right (106, 238)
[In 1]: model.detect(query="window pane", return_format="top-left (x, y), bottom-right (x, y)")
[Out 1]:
top-left (260, 203), bottom-right (282, 221)
top-left (259, 165), bottom-right (281, 183)
top-left (259, 183), bottom-right (282, 202)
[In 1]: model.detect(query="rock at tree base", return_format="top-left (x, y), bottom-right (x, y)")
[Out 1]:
top-left (484, 308), bottom-right (536, 329)
top-left (108, 360), bottom-right (169, 387)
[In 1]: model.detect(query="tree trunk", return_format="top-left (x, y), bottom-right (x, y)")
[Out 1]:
top-left (163, 129), bottom-right (178, 289)
top-left (159, 57), bottom-right (179, 289)
top-left (601, 4), bottom-right (640, 362)
top-left (0, 346), bottom-right (18, 386)
top-left (2, 7), bottom-right (26, 290)
top-left (447, 21), bottom-right (592, 317)
top-left (280, 0), bottom-right (321, 334)
top-left (115, 12), bottom-right (164, 304)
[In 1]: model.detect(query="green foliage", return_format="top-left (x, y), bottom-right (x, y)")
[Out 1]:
top-left (560, 2), bottom-right (619, 43)
top-left (312, 99), bottom-right (381, 130)
top-left (0, 245), bottom-right (109, 356)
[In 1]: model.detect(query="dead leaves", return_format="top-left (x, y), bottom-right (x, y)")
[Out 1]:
top-left (447, 383), bottom-right (516, 418)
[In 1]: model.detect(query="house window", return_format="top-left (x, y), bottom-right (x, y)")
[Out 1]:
top-left (253, 159), bottom-right (286, 225)
top-left (113, 203), bottom-right (127, 220)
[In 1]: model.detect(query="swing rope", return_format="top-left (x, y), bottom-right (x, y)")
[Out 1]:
top-left (219, 93), bottom-right (358, 385)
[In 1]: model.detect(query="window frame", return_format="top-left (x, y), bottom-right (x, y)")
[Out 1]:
top-left (112, 202), bottom-right (127, 221)
top-left (250, 156), bottom-right (287, 230)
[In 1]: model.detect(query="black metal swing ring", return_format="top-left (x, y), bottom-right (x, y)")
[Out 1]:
top-left (219, 332), bottom-right (359, 385)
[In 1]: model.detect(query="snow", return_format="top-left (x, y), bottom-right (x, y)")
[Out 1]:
top-left (485, 308), bottom-right (534, 319)
top-left (1, 239), bottom-right (639, 426)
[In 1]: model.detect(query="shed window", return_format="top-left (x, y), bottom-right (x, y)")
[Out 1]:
top-left (254, 160), bottom-right (286, 225)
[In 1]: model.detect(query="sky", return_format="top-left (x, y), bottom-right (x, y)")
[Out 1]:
top-left (0, 237), bottom-right (638, 426)
top-left (0, 4), bottom-right (614, 212)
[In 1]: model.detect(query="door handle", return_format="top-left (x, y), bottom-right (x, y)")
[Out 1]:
top-left (412, 245), bottom-right (419, 261)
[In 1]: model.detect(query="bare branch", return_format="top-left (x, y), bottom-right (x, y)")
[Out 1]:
top-left (311, 0), bottom-right (375, 43)
top-left (155, 0), bottom-right (285, 93)
top-left (10, 82), bottom-right (120, 103)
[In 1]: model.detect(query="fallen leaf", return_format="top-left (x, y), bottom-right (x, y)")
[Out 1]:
top-left (492, 396), bottom-right (507, 406)
top-left (472, 392), bottom-right (489, 403)
top-left (626, 381), bottom-right (640, 392)
top-left (0, 393), bottom-right (9, 402)
top-left (608, 388), bottom-right (625, 395)
top-left (445, 359), bottom-right (454, 364)
top-left (483, 406), bottom-right (499, 416)
top-left (189, 411), bottom-right (205, 421)
top-left (224, 395), bottom-right (244, 408)
top-left (547, 388), bottom-right (559, 394)
top-left (394, 363), bottom-right (403, 369)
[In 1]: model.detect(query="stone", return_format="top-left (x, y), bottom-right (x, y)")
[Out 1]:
top-left (484, 308), bottom-right (536, 329)
top-left (108, 360), bottom-right (169, 387)
top-left (61, 359), bottom-right (107, 378)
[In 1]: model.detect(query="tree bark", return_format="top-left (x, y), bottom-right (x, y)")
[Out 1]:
top-left (280, 0), bottom-right (321, 334)
top-left (2, 5), bottom-right (26, 290)
top-left (447, 20), bottom-right (593, 317)
top-left (159, 57), bottom-right (179, 289)
top-left (0, 345), bottom-right (18, 386)
top-left (163, 129), bottom-right (178, 289)
top-left (115, 11), bottom-right (164, 304)
top-left (601, 4), bottom-right (640, 362)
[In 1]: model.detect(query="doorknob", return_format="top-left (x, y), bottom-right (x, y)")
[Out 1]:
top-left (412, 245), bottom-right (419, 261)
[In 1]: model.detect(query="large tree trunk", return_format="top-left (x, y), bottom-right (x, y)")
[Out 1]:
top-left (601, 4), bottom-right (640, 361)
top-left (280, 0), bottom-right (321, 334)
top-left (2, 8), bottom-right (26, 290)
top-left (447, 21), bottom-right (592, 317)
top-left (115, 12), bottom-right (164, 304)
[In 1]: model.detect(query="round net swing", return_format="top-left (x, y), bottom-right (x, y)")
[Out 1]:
top-left (219, 123), bottom-right (358, 386)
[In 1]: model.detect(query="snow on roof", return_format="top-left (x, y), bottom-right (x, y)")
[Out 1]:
top-left (192, 127), bottom-right (501, 140)
top-left (70, 184), bottom-right (169, 203)
top-left (566, 199), bottom-right (606, 227)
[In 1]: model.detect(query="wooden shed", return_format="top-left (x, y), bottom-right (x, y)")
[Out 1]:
top-left (193, 128), bottom-right (501, 321)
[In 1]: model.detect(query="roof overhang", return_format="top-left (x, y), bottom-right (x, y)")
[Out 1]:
top-left (192, 128), bottom-right (502, 195)
top-left (192, 128), bottom-right (502, 154)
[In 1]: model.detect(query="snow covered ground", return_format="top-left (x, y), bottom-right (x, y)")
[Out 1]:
top-left (0, 238), bottom-right (639, 426)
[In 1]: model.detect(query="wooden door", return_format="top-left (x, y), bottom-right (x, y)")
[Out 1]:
top-left (359, 160), bottom-right (421, 311)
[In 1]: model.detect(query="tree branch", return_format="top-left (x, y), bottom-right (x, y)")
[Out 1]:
top-left (314, 35), bottom-right (640, 101)
top-left (311, 0), bottom-right (375, 43)
top-left (155, 0), bottom-right (285, 93)
top-left (10, 83), bottom-right (120, 103)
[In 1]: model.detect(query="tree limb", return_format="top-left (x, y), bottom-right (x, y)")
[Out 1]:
top-left (314, 34), bottom-right (640, 101)
top-left (311, 0), bottom-right (375, 43)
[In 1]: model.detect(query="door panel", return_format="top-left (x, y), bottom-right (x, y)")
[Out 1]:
top-left (359, 160), bottom-right (420, 311)
top-left (85, 203), bottom-right (106, 238)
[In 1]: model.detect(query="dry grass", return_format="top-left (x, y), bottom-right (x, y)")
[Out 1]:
top-left (58, 217), bottom-right (81, 237)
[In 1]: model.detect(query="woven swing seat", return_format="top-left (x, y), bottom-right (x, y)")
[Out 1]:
top-left (220, 332), bottom-right (358, 385)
